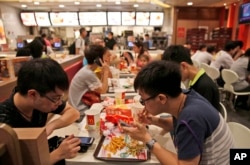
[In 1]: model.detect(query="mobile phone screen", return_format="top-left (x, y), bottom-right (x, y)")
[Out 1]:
top-left (79, 137), bottom-right (94, 145)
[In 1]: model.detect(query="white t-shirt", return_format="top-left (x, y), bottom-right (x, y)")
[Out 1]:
top-left (191, 50), bottom-right (213, 64)
top-left (210, 50), bottom-right (233, 69)
top-left (75, 37), bottom-right (85, 55)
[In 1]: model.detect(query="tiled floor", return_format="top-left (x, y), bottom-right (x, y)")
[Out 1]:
top-left (222, 100), bottom-right (250, 129)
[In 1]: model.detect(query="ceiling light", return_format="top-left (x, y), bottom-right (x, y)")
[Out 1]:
top-left (59, 4), bottom-right (64, 8)
top-left (34, 2), bottom-right (40, 5)
top-left (133, 4), bottom-right (139, 7)
top-left (187, 2), bottom-right (193, 6)
top-left (115, 1), bottom-right (121, 5)
top-left (74, 1), bottom-right (80, 5)
top-left (224, 3), bottom-right (227, 6)
top-left (96, 4), bottom-right (102, 7)
top-left (21, 4), bottom-right (27, 8)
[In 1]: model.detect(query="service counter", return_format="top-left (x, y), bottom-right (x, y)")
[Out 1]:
top-left (0, 55), bottom-right (83, 102)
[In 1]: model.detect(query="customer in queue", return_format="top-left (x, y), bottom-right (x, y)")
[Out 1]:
top-left (162, 45), bottom-right (220, 111)
top-left (0, 58), bottom-right (81, 164)
top-left (68, 45), bottom-right (111, 122)
top-left (122, 60), bottom-right (234, 165)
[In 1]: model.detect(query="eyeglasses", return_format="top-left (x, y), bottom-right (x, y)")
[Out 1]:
top-left (44, 95), bottom-right (63, 104)
top-left (139, 95), bottom-right (157, 105)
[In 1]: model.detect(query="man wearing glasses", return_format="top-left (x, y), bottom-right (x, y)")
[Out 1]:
top-left (0, 58), bottom-right (80, 164)
top-left (122, 61), bottom-right (234, 165)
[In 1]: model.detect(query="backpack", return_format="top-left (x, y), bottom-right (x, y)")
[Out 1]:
top-left (68, 39), bottom-right (83, 55)
top-left (68, 41), bottom-right (76, 55)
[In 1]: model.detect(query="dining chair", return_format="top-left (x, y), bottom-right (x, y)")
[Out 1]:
top-left (219, 102), bottom-right (227, 121)
top-left (192, 59), bottom-right (200, 69)
top-left (200, 62), bottom-right (210, 72)
top-left (227, 122), bottom-right (250, 148)
top-left (221, 69), bottom-right (250, 109)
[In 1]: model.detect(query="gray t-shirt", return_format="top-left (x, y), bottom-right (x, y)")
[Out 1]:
top-left (68, 65), bottom-right (102, 115)
top-left (75, 37), bottom-right (85, 55)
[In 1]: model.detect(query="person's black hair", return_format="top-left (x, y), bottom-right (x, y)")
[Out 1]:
top-left (133, 40), bottom-right (147, 57)
top-left (41, 33), bottom-right (47, 38)
top-left (145, 34), bottom-right (149, 37)
top-left (17, 58), bottom-right (69, 96)
top-left (134, 60), bottom-right (182, 98)
top-left (25, 38), bottom-right (44, 58)
top-left (245, 48), bottom-right (250, 57)
top-left (79, 27), bottom-right (86, 34)
top-left (234, 40), bottom-right (244, 49)
top-left (85, 44), bottom-right (106, 64)
top-left (162, 45), bottom-right (193, 65)
top-left (16, 48), bottom-right (31, 57)
top-left (207, 46), bottom-right (216, 54)
top-left (108, 32), bottom-right (113, 36)
top-left (199, 44), bottom-right (207, 50)
top-left (224, 41), bottom-right (237, 52)
top-left (121, 51), bottom-right (134, 66)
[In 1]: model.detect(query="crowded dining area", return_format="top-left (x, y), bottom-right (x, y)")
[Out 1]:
top-left (0, 0), bottom-right (250, 164)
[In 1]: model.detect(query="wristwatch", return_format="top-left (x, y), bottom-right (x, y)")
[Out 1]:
top-left (146, 138), bottom-right (157, 150)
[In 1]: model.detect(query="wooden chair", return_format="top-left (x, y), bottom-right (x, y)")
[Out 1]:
top-left (0, 123), bottom-right (23, 165)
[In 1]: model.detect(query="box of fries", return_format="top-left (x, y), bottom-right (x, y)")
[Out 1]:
top-left (105, 104), bottom-right (132, 117)
top-left (94, 132), bottom-right (149, 161)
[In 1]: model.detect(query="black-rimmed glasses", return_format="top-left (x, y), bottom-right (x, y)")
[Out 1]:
top-left (139, 95), bottom-right (157, 105)
top-left (44, 95), bottom-right (63, 104)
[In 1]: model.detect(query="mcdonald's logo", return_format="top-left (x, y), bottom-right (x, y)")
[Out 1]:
top-left (87, 115), bottom-right (95, 125)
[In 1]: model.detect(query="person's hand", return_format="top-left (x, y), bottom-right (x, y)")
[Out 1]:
top-left (100, 58), bottom-right (110, 75)
top-left (122, 122), bottom-right (152, 143)
top-left (56, 134), bottom-right (81, 159)
top-left (138, 109), bottom-right (159, 125)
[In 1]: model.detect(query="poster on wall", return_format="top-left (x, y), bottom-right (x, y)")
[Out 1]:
top-left (35, 12), bottom-right (51, 26)
top-left (122, 12), bottom-right (136, 25)
top-left (20, 12), bottom-right (37, 26)
top-left (50, 12), bottom-right (79, 26)
top-left (0, 19), bottom-right (7, 44)
top-left (107, 12), bottom-right (121, 25)
top-left (79, 12), bottom-right (107, 26)
top-left (177, 27), bottom-right (185, 38)
top-left (136, 12), bottom-right (150, 26)
top-left (149, 12), bottom-right (164, 26)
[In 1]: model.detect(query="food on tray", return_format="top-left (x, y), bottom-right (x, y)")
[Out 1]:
top-left (126, 139), bottom-right (145, 156)
top-left (103, 136), bottom-right (126, 154)
top-left (105, 104), bottom-right (132, 117)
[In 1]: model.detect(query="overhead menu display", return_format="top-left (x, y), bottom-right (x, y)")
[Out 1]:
top-left (79, 12), bottom-right (107, 26)
top-left (122, 12), bottom-right (135, 25)
top-left (107, 12), bottom-right (121, 25)
top-left (149, 12), bottom-right (164, 26)
top-left (20, 12), bottom-right (37, 26)
top-left (50, 12), bottom-right (79, 26)
top-left (136, 12), bottom-right (150, 26)
top-left (35, 12), bottom-right (51, 26)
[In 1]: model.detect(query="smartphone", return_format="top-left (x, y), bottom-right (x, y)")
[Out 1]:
top-left (94, 57), bottom-right (102, 66)
top-left (119, 119), bottom-right (132, 127)
top-left (78, 137), bottom-right (95, 146)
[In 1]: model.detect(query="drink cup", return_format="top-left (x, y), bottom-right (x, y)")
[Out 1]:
top-left (85, 109), bottom-right (100, 131)
top-left (114, 88), bottom-right (126, 105)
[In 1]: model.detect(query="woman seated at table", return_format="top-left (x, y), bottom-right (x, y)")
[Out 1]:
top-left (133, 41), bottom-right (151, 68)
top-left (68, 45), bottom-right (111, 122)
top-left (121, 51), bottom-right (134, 67)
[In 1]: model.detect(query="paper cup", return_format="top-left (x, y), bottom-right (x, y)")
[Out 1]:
top-left (85, 109), bottom-right (100, 131)
top-left (131, 103), bottom-right (144, 121)
top-left (114, 88), bottom-right (126, 105)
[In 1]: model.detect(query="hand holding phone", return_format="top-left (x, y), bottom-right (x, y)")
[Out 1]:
top-left (119, 119), bottom-right (132, 127)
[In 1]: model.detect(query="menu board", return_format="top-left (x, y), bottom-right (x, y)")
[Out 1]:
top-left (122, 12), bottom-right (135, 26)
top-left (149, 12), bottom-right (164, 26)
top-left (79, 12), bottom-right (107, 26)
top-left (35, 12), bottom-right (51, 26)
top-left (107, 12), bottom-right (121, 25)
top-left (50, 12), bottom-right (79, 26)
top-left (20, 12), bottom-right (37, 26)
top-left (136, 12), bottom-right (150, 26)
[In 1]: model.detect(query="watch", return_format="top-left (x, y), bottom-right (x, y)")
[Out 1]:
top-left (146, 138), bottom-right (157, 150)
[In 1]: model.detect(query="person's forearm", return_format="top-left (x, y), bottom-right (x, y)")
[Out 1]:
top-left (50, 149), bottom-right (63, 165)
top-left (152, 117), bottom-right (173, 132)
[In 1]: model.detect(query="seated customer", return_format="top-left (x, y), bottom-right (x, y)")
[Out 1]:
top-left (68, 45), bottom-right (111, 121)
top-left (123, 61), bottom-right (234, 165)
top-left (0, 58), bottom-right (81, 164)
top-left (162, 45), bottom-right (220, 111)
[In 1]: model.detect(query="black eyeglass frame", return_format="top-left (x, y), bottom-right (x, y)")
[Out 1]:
top-left (139, 94), bottom-right (158, 105)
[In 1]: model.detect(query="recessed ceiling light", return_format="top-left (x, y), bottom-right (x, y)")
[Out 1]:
top-left (133, 4), bottom-right (139, 8)
top-left (59, 4), bottom-right (64, 8)
top-left (74, 2), bottom-right (80, 5)
top-left (224, 3), bottom-right (227, 6)
top-left (187, 2), bottom-right (193, 6)
top-left (21, 4), bottom-right (27, 8)
top-left (115, 1), bottom-right (121, 5)
top-left (96, 4), bottom-right (102, 7)
top-left (34, 2), bottom-right (40, 5)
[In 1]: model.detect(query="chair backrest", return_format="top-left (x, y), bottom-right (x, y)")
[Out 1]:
top-left (221, 69), bottom-right (239, 92)
top-left (219, 102), bottom-right (227, 121)
top-left (227, 122), bottom-right (250, 148)
top-left (64, 60), bottom-right (83, 83)
top-left (207, 66), bottom-right (220, 81)
top-left (200, 63), bottom-right (210, 71)
top-left (0, 123), bottom-right (23, 165)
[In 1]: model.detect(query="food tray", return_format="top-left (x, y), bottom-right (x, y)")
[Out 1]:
top-left (94, 135), bottom-right (150, 162)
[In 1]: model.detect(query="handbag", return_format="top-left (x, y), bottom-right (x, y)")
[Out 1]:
top-left (81, 91), bottom-right (101, 107)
